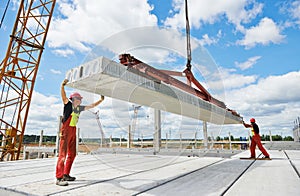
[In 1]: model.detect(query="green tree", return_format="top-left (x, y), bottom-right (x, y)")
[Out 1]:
top-left (272, 135), bottom-right (283, 141)
top-left (283, 136), bottom-right (293, 141)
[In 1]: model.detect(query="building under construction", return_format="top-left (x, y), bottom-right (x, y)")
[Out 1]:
top-left (0, 1), bottom-right (299, 195)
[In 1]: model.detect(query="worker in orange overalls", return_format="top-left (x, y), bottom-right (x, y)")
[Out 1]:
top-left (243, 118), bottom-right (270, 159)
top-left (56, 79), bottom-right (105, 186)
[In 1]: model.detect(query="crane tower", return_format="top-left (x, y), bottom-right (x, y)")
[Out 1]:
top-left (0, 0), bottom-right (56, 160)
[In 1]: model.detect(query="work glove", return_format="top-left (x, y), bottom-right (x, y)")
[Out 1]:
top-left (62, 79), bottom-right (69, 86)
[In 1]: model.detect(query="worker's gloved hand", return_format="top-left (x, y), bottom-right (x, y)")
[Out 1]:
top-left (101, 95), bottom-right (105, 100)
top-left (62, 79), bottom-right (69, 86)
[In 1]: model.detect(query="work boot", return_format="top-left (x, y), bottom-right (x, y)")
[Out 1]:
top-left (56, 178), bottom-right (68, 186)
top-left (63, 174), bottom-right (76, 181)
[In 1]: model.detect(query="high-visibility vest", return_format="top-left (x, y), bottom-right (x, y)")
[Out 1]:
top-left (251, 128), bottom-right (255, 136)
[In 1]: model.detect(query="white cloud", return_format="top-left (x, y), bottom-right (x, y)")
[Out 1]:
top-left (207, 71), bottom-right (299, 138)
top-left (290, 0), bottom-right (300, 26)
top-left (199, 34), bottom-right (219, 46)
top-left (47, 0), bottom-right (158, 53)
top-left (251, 71), bottom-right (300, 103)
top-left (227, 71), bottom-right (300, 107)
top-left (237, 17), bottom-right (285, 49)
top-left (50, 69), bottom-right (62, 75)
top-left (208, 67), bottom-right (258, 91)
top-left (11, 0), bottom-right (20, 10)
top-left (37, 74), bottom-right (44, 81)
top-left (235, 56), bottom-right (261, 70)
top-left (80, 26), bottom-right (201, 71)
top-left (52, 49), bottom-right (74, 57)
top-left (164, 0), bottom-right (263, 32)
top-left (26, 91), bottom-right (61, 135)
top-left (281, 0), bottom-right (300, 28)
top-left (224, 71), bottom-right (300, 134)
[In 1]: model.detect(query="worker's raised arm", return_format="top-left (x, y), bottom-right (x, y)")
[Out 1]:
top-left (243, 121), bottom-right (252, 128)
top-left (84, 95), bottom-right (105, 111)
top-left (61, 79), bottom-right (69, 104)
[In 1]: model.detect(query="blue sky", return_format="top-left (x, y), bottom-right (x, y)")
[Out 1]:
top-left (1, 0), bottom-right (300, 140)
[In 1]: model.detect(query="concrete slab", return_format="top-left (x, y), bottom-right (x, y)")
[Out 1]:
top-left (0, 153), bottom-right (222, 195)
top-left (225, 158), bottom-right (300, 196)
top-left (65, 56), bottom-right (242, 125)
top-left (53, 156), bottom-right (223, 196)
top-left (0, 150), bottom-right (299, 196)
top-left (265, 141), bottom-right (300, 150)
top-left (139, 158), bottom-right (253, 196)
top-left (285, 150), bottom-right (300, 178)
top-left (285, 150), bottom-right (300, 160)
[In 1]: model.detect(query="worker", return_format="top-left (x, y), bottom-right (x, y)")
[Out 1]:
top-left (56, 79), bottom-right (105, 186)
top-left (243, 118), bottom-right (270, 159)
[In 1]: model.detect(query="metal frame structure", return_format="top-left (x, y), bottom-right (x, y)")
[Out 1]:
top-left (130, 105), bottom-right (141, 146)
top-left (93, 111), bottom-right (106, 147)
top-left (0, 0), bottom-right (56, 161)
top-left (119, 54), bottom-right (240, 117)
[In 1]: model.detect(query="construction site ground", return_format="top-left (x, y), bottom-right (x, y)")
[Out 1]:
top-left (0, 141), bottom-right (299, 196)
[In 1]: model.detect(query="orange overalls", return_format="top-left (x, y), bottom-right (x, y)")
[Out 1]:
top-left (56, 103), bottom-right (83, 179)
top-left (55, 115), bottom-right (77, 178)
top-left (250, 128), bottom-right (269, 158)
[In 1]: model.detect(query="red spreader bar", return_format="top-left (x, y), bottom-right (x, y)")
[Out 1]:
top-left (119, 54), bottom-right (240, 117)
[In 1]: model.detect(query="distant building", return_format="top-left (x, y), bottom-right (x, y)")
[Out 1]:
top-left (293, 117), bottom-right (300, 142)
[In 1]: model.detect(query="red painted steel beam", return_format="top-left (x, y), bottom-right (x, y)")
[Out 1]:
top-left (119, 54), bottom-right (226, 109)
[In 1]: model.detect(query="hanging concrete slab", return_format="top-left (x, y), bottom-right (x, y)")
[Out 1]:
top-left (65, 56), bottom-right (242, 125)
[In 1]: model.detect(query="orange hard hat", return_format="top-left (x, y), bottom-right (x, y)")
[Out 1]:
top-left (250, 118), bottom-right (256, 123)
top-left (69, 92), bottom-right (83, 100)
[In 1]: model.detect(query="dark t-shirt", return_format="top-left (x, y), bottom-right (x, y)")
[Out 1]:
top-left (62, 101), bottom-right (85, 126)
top-left (252, 122), bottom-right (259, 134)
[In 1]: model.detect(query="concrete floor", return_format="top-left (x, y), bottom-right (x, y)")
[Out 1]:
top-left (0, 146), bottom-right (299, 196)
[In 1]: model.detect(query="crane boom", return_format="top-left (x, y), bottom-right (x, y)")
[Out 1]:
top-left (0, 0), bottom-right (56, 161)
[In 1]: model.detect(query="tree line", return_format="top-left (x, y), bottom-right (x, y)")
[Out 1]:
top-left (20, 134), bottom-right (294, 144)
top-left (214, 134), bottom-right (293, 142)
top-left (23, 135), bottom-right (56, 144)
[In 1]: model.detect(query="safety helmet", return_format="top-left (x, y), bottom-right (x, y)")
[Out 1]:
top-left (69, 92), bottom-right (83, 100)
top-left (250, 118), bottom-right (256, 123)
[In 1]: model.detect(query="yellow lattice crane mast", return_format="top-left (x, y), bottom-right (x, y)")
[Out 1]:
top-left (0, 0), bottom-right (56, 161)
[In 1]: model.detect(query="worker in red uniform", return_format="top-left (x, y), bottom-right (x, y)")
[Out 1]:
top-left (56, 79), bottom-right (105, 186)
top-left (243, 118), bottom-right (270, 159)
